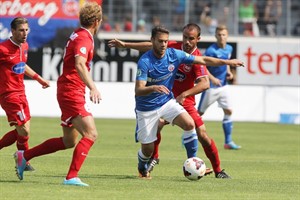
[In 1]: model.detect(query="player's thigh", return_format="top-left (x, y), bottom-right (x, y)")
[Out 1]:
top-left (184, 104), bottom-right (204, 128)
top-left (62, 126), bottom-right (79, 148)
top-left (160, 99), bottom-right (185, 124)
top-left (135, 109), bottom-right (159, 144)
top-left (218, 86), bottom-right (232, 110)
top-left (1, 94), bottom-right (31, 127)
top-left (72, 115), bottom-right (98, 141)
top-left (172, 112), bottom-right (195, 131)
top-left (198, 89), bottom-right (218, 113)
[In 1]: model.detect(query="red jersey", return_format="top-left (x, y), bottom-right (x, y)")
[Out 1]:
top-left (57, 27), bottom-right (94, 93)
top-left (0, 39), bottom-right (28, 97)
top-left (168, 41), bottom-right (208, 105)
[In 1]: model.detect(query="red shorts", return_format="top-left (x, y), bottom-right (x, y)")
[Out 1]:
top-left (57, 89), bottom-right (92, 127)
top-left (182, 103), bottom-right (204, 128)
top-left (0, 93), bottom-right (31, 126)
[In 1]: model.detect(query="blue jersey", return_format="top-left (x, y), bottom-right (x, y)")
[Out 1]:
top-left (205, 43), bottom-right (233, 88)
top-left (135, 48), bottom-right (195, 111)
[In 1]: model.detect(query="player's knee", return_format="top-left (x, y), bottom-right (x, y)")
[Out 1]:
top-left (63, 139), bottom-right (77, 149)
top-left (85, 129), bottom-right (98, 142)
top-left (16, 126), bottom-right (30, 136)
top-left (183, 121), bottom-right (195, 131)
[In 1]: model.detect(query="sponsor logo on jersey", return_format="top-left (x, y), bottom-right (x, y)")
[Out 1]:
top-left (12, 62), bottom-right (26, 74)
top-left (175, 71), bottom-right (186, 82)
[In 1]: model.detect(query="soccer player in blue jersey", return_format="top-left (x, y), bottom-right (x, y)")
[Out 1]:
top-left (198, 25), bottom-right (241, 150)
top-left (135, 25), bottom-right (244, 179)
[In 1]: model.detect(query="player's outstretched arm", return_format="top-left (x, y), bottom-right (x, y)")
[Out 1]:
top-left (108, 38), bottom-right (152, 52)
top-left (193, 56), bottom-right (244, 67)
top-left (25, 65), bottom-right (50, 88)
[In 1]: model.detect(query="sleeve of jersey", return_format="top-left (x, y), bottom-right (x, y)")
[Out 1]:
top-left (136, 58), bottom-right (148, 81)
top-left (73, 37), bottom-right (91, 58)
top-left (204, 46), bottom-right (212, 57)
top-left (176, 49), bottom-right (195, 64)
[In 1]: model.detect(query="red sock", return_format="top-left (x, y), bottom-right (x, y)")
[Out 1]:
top-left (202, 139), bottom-right (221, 173)
top-left (0, 129), bottom-right (18, 150)
top-left (152, 132), bottom-right (161, 159)
top-left (16, 134), bottom-right (29, 150)
top-left (23, 137), bottom-right (66, 161)
top-left (66, 137), bottom-right (94, 180)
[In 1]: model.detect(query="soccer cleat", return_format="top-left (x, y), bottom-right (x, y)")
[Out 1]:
top-left (14, 150), bottom-right (27, 180)
top-left (224, 141), bottom-right (241, 150)
top-left (138, 168), bottom-right (152, 180)
top-left (215, 169), bottom-right (231, 179)
top-left (24, 163), bottom-right (35, 172)
top-left (147, 158), bottom-right (159, 173)
top-left (63, 177), bottom-right (89, 187)
top-left (204, 168), bottom-right (213, 176)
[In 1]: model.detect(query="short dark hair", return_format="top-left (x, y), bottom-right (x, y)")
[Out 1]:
top-left (10, 17), bottom-right (28, 30)
top-left (182, 23), bottom-right (201, 37)
top-left (151, 25), bottom-right (169, 39)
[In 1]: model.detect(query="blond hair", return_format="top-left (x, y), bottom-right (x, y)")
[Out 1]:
top-left (79, 2), bottom-right (102, 28)
top-left (215, 25), bottom-right (228, 34)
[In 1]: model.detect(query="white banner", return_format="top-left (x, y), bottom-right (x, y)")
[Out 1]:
top-left (236, 37), bottom-right (300, 86)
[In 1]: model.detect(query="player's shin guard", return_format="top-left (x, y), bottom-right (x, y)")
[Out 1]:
top-left (16, 135), bottom-right (29, 150)
top-left (203, 139), bottom-right (221, 173)
top-left (182, 130), bottom-right (198, 158)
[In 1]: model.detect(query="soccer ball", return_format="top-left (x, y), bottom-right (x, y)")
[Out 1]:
top-left (183, 157), bottom-right (206, 181)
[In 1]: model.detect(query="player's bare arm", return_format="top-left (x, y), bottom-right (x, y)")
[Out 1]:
top-left (226, 65), bottom-right (234, 80)
top-left (135, 80), bottom-right (169, 96)
top-left (193, 56), bottom-right (244, 67)
top-left (108, 38), bottom-right (152, 52)
top-left (25, 65), bottom-right (50, 88)
top-left (176, 76), bottom-right (209, 105)
top-left (75, 55), bottom-right (101, 104)
top-left (207, 70), bottom-right (222, 86)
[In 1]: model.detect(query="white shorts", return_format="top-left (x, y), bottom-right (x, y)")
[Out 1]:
top-left (135, 99), bottom-right (186, 144)
top-left (198, 85), bottom-right (232, 113)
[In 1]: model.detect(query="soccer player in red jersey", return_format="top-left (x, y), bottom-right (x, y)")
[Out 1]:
top-left (0, 17), bottom-right (50, 171)
top-left (14, 2), bottom-right (102, 186)
top-left (108, 23), bottom-right (231, 178)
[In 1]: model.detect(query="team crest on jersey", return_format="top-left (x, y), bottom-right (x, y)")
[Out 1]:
top-left (183, 64), bottom-right (192, 72)
top-left (168, 64), bottom-right (175, 72)
top-left (80, 47), bottom-right (87, 54)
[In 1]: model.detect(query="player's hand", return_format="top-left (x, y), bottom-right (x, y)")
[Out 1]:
top-left (226, 71), bottom-right (234, 80)
top-left (212, 77), bottom-right (222, 86)
top-left (108, 38), bottom-right (125, 48)
top-left (228, 59), bottom-right (245, 67)
top-left (176, 93), bottom-right (186, 105)
top-left (154, 85), bottom-right (169, 95)
top-left (37, 77), bottom-right (50, 89)
top-left (90, 88), bottom-right (102, 104)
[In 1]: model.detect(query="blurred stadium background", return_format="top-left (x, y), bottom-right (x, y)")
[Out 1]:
top-left (0, 0), bottom-right (299, 124)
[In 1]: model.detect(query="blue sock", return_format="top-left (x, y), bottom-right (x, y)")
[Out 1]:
top-left (222, 115), bottom-right (233, 144)
top-left (182, 130), bottom-right (198, 158)
top-left (137, 149), bottom-right (150, 172)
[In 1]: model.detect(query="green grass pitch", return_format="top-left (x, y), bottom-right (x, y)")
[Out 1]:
top-left (0, 117), bottom-right (299, 200)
